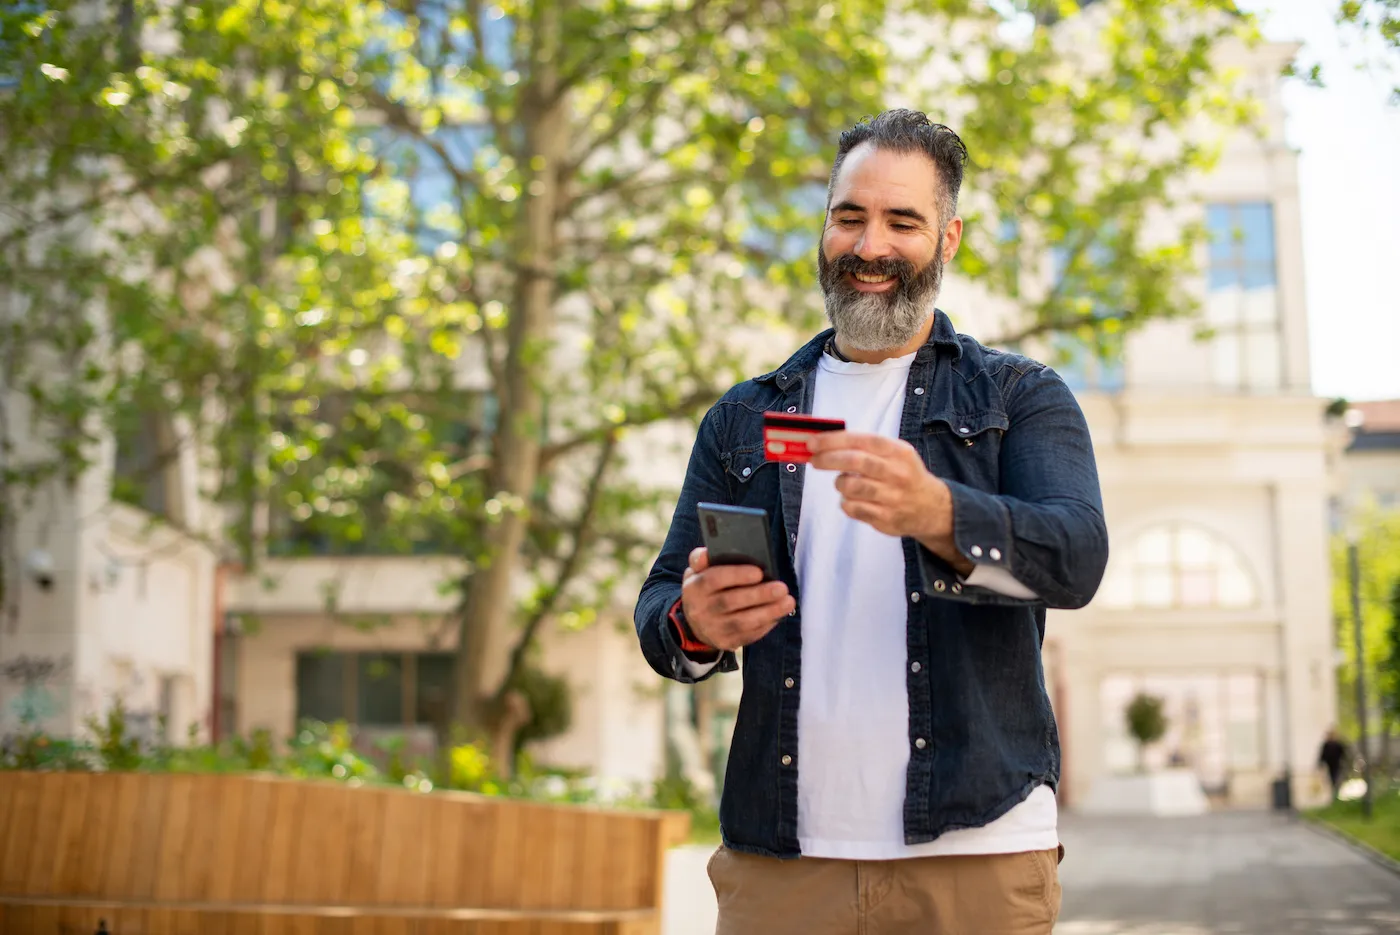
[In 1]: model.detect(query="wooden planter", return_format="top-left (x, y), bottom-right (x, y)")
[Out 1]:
top-left (0, 771), bottom-right (690, 934)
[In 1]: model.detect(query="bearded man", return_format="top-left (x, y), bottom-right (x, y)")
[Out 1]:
top-left (634, 109), bottom-right (1109, 935)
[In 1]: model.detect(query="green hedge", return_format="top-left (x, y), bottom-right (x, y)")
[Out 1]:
top-left (1308, 793), bottom-right (1400, 862)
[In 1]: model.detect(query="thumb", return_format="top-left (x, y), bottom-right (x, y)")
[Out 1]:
top-left (689, 546), bottom-right (710, 572)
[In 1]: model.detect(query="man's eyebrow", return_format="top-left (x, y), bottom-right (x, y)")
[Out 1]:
top-left (829, 201), bottom-right (929, 225)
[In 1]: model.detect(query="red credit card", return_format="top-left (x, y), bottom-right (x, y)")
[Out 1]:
top-left (762, 411), bottom-right (845, 463)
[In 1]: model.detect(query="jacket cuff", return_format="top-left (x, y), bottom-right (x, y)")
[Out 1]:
top-left (657, 597), bottom-right (737, 684)
top-left (944, 478), bottom-right (1015, 571)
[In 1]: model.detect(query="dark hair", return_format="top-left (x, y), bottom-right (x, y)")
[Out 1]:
top-left (828, 110), bottom-right (969, 225)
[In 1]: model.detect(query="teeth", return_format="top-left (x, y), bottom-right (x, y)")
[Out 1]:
top-left (853, 273), bottom-right (893, 283)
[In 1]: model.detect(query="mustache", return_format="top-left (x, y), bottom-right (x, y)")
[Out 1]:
top-left (821, 253), bottom-right (919, 284)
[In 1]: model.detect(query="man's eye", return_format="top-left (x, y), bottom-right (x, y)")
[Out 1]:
top-left (892, 224), bottom-right (915, 232)
top-left (836, 217), bottom-right (862, 227)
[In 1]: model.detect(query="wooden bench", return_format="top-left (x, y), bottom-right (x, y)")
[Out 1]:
top-left (0, 771), bottom-right (690, 935)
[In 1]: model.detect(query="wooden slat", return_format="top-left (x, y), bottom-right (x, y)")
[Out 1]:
top-left (423, 787), bottom-right (466, 910)
top-left (289, 780), bottom-right (351, 906)
top-left (232, 775), bottom-right (276, 902)
top-left (48, 772), bottom-right (92, 897)
top-left (25, 770), bottom-right (68, 895)
top-left (0, 772), bottom-right (40, 894)
top-left (342, 785), bottom-right (387, 906)
top-left (483, 794), bottom-right (524, 908)
top-left (126, 772), bottom-right (172, 900)
top-left (153, 772), bottom-right (196, 903)
top-left (75, 773), bottom-right (118, 898)
top-left (208, 774), bottom-right (251, 903)
top-left (452, 799), bottom-right (496, 911)
top-left (261, 776), bottom-right (307, 906)
top-left (99, 773), bottom-right (145, 898)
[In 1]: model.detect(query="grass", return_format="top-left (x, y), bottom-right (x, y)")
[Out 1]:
top-left (1307, 790), bottom-right (1400, 862)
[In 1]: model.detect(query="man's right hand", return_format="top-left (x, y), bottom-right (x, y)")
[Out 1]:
top-left (681, 547), bottom-right (795, 651)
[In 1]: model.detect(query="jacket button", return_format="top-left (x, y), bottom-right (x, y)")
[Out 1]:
top-left (958, 426), bottom-right (971, 435)
top-left (910, 591), bottom-right (921, 603)
top-left (989, 547), bottom-right (1002, 561)
top-left (933, 580), bottom-right (947, 592)
top-left (788, 608), bottom-right (796, 617)
top-left (787, 406), bottom-right (797, 413)
top-left (970, 545), bottom-right (984, 558)
top-left (911, 662), bottom-right (922, 673)
top-left (913, 387), bottom-right (925, 395)
top-left (951, 582), bottom-right (963, 595)
top-left (781, 755), bottom-right (793, 766)
top-left (784, 677), bottom-right (795, 688)
top-left (914, 738), bottom-right (927, 750)
top-left (741, 466), bottom-right (751, 477)
top-left (786, 463), bottom-right (797, 473)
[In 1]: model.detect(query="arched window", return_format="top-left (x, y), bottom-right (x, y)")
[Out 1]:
top-left (1098, 524), bottom-right (1258, 609)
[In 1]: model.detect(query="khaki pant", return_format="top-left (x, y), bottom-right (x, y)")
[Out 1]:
top-left (707, 845), bottom-right (1063, 935)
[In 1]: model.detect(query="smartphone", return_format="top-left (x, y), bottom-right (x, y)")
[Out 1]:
top-left (696, 502), bottom-right (777, 581)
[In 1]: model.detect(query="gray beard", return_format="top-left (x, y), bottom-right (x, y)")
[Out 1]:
top-left (819, 247), bottom-right (945, 352)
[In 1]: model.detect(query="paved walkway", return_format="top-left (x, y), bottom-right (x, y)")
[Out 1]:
top-left (662, 812), bottom-right (1400, 935)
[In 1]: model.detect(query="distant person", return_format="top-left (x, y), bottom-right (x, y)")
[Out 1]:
top-left (634, 110), bottom-right (1109, 935)
top-left (1318, 728), bottom-right (1348, 800)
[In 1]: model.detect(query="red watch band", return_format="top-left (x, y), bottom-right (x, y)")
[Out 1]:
top-left (668, 598), bottom-right (719, 657)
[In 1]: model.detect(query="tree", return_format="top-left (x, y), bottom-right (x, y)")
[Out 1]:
top-left (1126, 692), bottom-right (1168, 772)
top-left (2, 0), bottom-right (1259, 762)
top-left (1332, 508), bottom-right (1400, 744)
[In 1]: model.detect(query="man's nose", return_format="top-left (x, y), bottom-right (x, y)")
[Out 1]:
top-left (854, 226), bottom-right (893, 260)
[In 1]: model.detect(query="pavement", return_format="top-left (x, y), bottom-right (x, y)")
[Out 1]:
top-left (661, 811), bottom-right (1400, 935)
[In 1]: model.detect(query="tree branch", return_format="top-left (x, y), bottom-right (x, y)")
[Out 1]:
top-left (538, 384), bottom-right (720, 472)
top-left (988, 310), bottom-right (1128, 348)
top-left (490, 430), bottom-right (618, 706)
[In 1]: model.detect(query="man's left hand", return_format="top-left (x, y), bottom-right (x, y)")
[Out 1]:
top-left (807, 431), bottom-right (972, 575)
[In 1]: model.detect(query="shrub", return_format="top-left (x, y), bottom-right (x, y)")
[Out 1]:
top-left (1126, 693), bottom-right (1168, 771)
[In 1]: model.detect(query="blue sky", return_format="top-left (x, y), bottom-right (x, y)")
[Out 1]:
top-left (1248, 0), bottom-right (1400, 402)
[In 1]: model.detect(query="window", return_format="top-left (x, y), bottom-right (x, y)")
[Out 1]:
top-left (1205, 203), bottom-right (1282, 392)
top-left (111, 407), bottom-right (177, 519)
top-left (295, 650), bottom-right (454, 729)
top-left (1098, 523), bottom-right (1258, 610)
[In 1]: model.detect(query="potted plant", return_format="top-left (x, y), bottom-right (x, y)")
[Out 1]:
top-left (1125, 692), bottom-right (1168, 773)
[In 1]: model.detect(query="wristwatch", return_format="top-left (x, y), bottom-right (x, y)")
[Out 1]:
top-left (668, 598), bottom-right (721, 660)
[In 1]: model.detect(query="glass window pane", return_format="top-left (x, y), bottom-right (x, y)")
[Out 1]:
top-left (414, 653), bottom-right (453, 727)
top-left (1245, 331), bottom-right (1282, 391)
top-left (1211, 334), bottom-right (1242, 389)
top-left (1208, 265), bottom-right (1240, 292)
top-left (1219, 563), bottom-right (1256, 607)
top-left (1176, 527), bottom-right (1215, 567)
top-left (1236, 203), bottom-right (1276, 262)
top-left (1098, 566), bottom-right (1133, 608)
top-left (1136, 528), bottom-right (1173, 564)
top-left (296, 652), bottom-right (346, 723)
top-left (1178, 568), bottom-right (1216, 607)
top-left (1240, 285), bottom-right (1278, 325)
top-left (1242, 263), bottom-right (1277, 291)
top-left (1136, 568), bottom-right (1174, 607)
top-left (1206, 205), bottom-right (1235, 262)
top-left (357, 653), bottom-right (403, 726)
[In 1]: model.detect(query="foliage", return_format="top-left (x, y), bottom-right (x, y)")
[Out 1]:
top-left (1, 0), bottom-right (1261, 746)
top-left (1380, 579), bottom-right (1400, 731)
top-left (508, 663), bottom-right (573, 755)
top-left (1309, 792), bottom-right (1400, 861)
top-left (1338, 0), bottom-right (1400, 102)
top-left (1332, 508), bottom-right (1400, 737)
top-left (1126, 692), bottom-right (1168, 769)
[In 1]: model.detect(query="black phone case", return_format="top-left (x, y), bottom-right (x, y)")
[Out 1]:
top-left (696, 502), bottom-right (777, 581)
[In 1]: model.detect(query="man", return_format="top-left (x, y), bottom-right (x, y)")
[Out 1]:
top-left (634, 110), bottom-right (1109, 934)
top-left (1318, 728), bottom-right (1348, 801)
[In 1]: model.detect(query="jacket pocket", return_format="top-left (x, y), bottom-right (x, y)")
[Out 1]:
top-left (721, 445), bottom-right (776, 507)
top-left (921, 410), bottom-right (1007, 489)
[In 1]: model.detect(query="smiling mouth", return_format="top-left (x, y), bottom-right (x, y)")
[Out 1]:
top-left (851, 273), bottom-right (895, 284)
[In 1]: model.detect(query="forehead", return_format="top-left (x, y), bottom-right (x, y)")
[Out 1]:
top-left (829, 143), bottom-right (941, 211)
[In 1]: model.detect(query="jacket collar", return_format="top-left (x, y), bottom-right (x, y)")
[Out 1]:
top-left (754, 309), bottom-right (963, 386)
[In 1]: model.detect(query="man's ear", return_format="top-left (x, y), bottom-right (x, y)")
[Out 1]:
top-left (942, 217), bottom-right (963, 263)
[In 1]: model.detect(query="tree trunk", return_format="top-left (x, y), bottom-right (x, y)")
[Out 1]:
top-left (449, 0), bottom-right (568, 753)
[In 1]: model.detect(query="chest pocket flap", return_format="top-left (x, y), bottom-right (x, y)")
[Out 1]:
top-left (925, 409), bottom-right (1009, 440)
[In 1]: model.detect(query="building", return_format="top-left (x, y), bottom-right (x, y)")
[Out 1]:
top-left (1339, 400), bottom-right (1400, 513)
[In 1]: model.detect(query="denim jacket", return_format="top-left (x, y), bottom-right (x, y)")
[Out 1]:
top-left (634, 311), bottom-right (1109, 858)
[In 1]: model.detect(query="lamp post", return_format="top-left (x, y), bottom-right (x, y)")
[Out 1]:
top-left (1347, 535), bottom-right (1373, 820)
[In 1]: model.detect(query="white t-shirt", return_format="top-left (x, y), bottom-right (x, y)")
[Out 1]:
top-left (793, 350), bottom-right (1057, 859)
